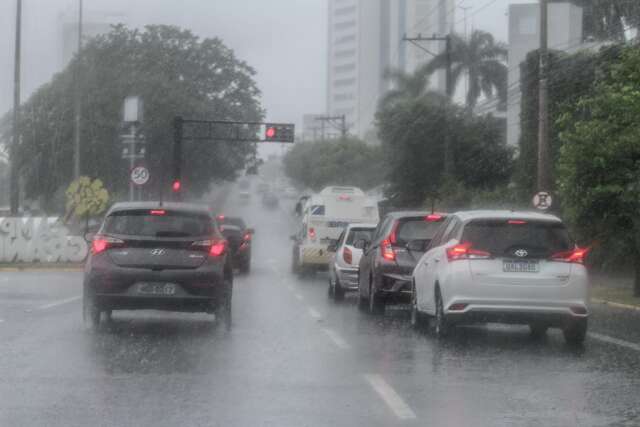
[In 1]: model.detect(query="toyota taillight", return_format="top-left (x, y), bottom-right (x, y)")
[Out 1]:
top-left (343, 247), bottom-right (353, 264)
top-left (192, 239), bottom-right (227, 257)
top-left (550, 247), bottom-right (589, 264)
top-left (380, 239), bottom-right (396, 261)
top-left (91, 236), bottom-right (124, 254)
top-left (446, 242), bottom-right (491, 261)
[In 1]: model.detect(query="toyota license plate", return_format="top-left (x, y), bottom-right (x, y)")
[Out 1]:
top-left (503, 260), bottom-right (539, 273)
top-left (138, 283), bottom-right (177, 295)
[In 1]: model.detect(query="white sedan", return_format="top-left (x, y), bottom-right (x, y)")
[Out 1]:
top-left (411, 210), bottom-right (589, 344)
top-left (327, 223), bottom-right (377, 301)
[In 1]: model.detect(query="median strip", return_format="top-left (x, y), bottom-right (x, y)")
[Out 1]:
top-left (364, 374), bottom-right (417, 420)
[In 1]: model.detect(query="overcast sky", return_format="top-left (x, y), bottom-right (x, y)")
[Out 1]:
top-left (0, 0), bottom-right (535, 129)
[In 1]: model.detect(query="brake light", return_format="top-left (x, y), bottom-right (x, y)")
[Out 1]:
top-left (91, 236), bottom-right (124, 254)
top-left (243, 232), bottom-right (252, 242)
top-left (217, 214), bottom-right (225, 221)
top-left (388, 221), bottom-right (399, 245)
top-left (380, 239), bottom-right (396, 261)
top-left (426, 214), bottom-right (443, 222)
top-left (343, 247), bottom-right (353, 264)
top-left (192, 239), bottom-right (227, 257)
top-left (150, 209), bottom-right (166, 216)
top-left (308, 227), bottom-right (316, 240)
top-left (446, 242), bottom-right (491, 261)
top-left (550, 247), bottom-right (589, 264)
top-left (338, 194), bottom-right (352, 201)
top-left (508, 220), bottom-right (527, 225)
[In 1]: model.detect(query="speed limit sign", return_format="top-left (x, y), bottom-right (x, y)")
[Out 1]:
top-left (131, 166), bottom-right (150, 186)
top-left (532, 191), bottom-right (552, 210)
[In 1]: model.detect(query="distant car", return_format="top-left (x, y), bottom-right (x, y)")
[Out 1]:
top-left (357, 211), bottom-right (447, 314)
top-left (327, 224), bottom-right (377, 301)
top-left (411, 210), bottom-right (589, 344)
top-left (262, 191), bottom-right (279, 208)
top-left (217, 215), bottom-right (254, 273)
top-left (83, 202), bottom-right (233, 330)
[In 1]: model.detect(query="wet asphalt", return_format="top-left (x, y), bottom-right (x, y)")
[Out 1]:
top-left (2, 189), bottom-right (640, 427)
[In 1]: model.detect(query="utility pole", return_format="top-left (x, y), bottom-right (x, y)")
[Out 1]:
top-left (537, 0), bottom-right (551, 192)
top-left (9, 0), bottom-right (22, 215)
top-left (402, 33), bottom-right (454, 176)
top-left (73, 0), bottom-right (84, 179)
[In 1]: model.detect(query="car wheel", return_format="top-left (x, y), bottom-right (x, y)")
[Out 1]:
top-left (291, 246), bottom-right (301, 275)
top-left (529, 322), bottom-right (549, 338)
top-left (328, 277), bottom-right (335, 297)
top-left (333, 279), bottom-right (345, 301)
top-left (433, 288), bottom-right (450, 338)
top-left (410, 281), bottom-right (428, 331)
top-left (240, 259), bottom-right (251, 274)
top-left (216, 279), bottom-right (233, 331)
top-left (563, 318), bottom-right (587, 345)
top-left (368, 279), bottom-right (385, 315)
top-left (83, 289), bottom-right (100, 331)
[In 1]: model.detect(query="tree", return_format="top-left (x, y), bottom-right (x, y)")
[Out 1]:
top-left (1, 25), bottom-right (263, 211)
top-left (556, 46), bottom-right (640, 295)
top-left (379, 67), bottom-right (436, 108)
top-left (283, 138), bottom-right (385, 192)
top-left (424, 31), bottom-right (508, 110)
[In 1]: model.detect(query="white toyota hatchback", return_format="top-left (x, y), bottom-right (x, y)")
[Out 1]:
top-left (411, 210), bottom-right (589, 344)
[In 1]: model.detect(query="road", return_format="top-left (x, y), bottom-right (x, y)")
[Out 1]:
top-left (2, 189), bottom-right (640, 427)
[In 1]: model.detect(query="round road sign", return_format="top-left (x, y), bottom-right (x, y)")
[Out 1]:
top-left (532, 191), bottom-right (552, 210)
top-left (131, 166), bottom-right (150, 186)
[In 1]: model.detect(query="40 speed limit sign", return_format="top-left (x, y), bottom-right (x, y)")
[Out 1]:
top-left (130, 166), bottom-right (150, 186)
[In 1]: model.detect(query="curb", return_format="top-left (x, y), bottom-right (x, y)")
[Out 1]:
top-left (592, 297), bottom-right (640, 312)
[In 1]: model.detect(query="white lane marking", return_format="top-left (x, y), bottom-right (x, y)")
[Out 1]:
top-left (589, 332), bottom-right (640, 352)
top-left (307, 307), bottom-right (322, 320)
top-left (37, 295), bottom-right (81, 310)
top-left (322, 328), bottom-right (350, 350)
top-left (364, 374), bottom-right (417, 420)
top-left (294, 293), bottom-right (304, 301)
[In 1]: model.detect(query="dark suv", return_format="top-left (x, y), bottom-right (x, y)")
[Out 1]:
top-left (83, 202), bottom-right (233, 330)
top-left (357, 211), bottom-right (446, 314)
top-left (217, 215), bottom-right (254, 273)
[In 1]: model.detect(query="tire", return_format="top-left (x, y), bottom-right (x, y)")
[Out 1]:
top-left (239, 259), bottom-right (251, 274)
top-left (83, 288), bottom-right (100, 331)
top-left (291, 246), bottom-right (301, 275)
top-left (433, 288), bottom-right (450, 338)
top-left (368, 279), bottom-right (385, 315)
top-left (563, 318), bottom-right (587, 345)
top-left (410, 281), bottom-right (428, 331)
top-left (529, 322), bottom-right (549, 338)
top-left (216, 279), bottom-right (233, 331)
top-left (333, 279), bottom-right (345, 302)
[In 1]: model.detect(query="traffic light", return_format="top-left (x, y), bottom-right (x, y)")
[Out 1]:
top-left (172, 180), bottom-right (181, 192)
top-left (264, 123), bottom-right (295, 143)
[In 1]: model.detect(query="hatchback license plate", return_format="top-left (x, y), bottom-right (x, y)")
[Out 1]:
top-left (503, 260), bottom-right (539, 273)
top-left (138, 283), bottom-right (177, 295)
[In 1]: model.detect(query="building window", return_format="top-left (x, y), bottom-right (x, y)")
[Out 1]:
top-left (334, 49), bottom-right (356, 59)
top-left (335, 34), bottom-right (356, 45)
top-left (334, 63), bottom-right (356, 73)
top-left (333, 77), bottom-right (356, 87)
top-left (334, 20), bottom-right (356, 31)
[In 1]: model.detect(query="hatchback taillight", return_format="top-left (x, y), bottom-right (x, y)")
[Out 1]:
top-left (308, 227), bottom-right (316, 240)
top-left (446, 242), bottom-right (491, 261)
top-left (380, 239), bottom-right (396, 261)
top-left (91, 236), bottom-right (124, 254)
top-left (550, 247), bottom-right (589, 264)
top-left (343, 247), bottom-right (353, 264)
top-left (192, 239), bottom-right (227, 257)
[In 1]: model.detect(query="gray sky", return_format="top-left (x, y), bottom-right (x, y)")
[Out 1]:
top-left (0, 0), bottom-right (534, 130)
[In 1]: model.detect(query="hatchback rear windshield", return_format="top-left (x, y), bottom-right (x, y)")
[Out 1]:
top-left (221, 217), bottom-right (246, 229)
top-left (461, 219), bottom-right (572, 257)
top-left (395, 218), bottom-right (442, 246)
top-left (103, 210), bottom-right (212, 237)
top-left (346, 228), bottom-right (374, 245)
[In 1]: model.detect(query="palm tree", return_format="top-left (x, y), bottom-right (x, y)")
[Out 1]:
top-left (378, 67), bottom-right (443, 109)
top-left (424, 30), bottom-right (507, 111)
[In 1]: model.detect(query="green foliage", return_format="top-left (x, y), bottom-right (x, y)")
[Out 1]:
top-left (554, 1), bottom-right (640, 42)
top-left (377, 94), bottom-right (513, 209)
top-left (556, 46), bottom-right (640, 291)
top-left (1, 25), bottom-right (263, 210)
top-left (65, 176), bottom-right (110, 218)
top-left (283, 138), bottom-right (385, 192)
top-left (424, 31), bottom-right (508, 110)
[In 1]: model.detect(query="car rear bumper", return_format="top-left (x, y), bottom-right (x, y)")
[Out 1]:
top-left (335, 265), bottom-right (359, 290)
top-left (444, 301), bottom-right (588, 327)
top-left (300, 245), bottom-right (330, 266)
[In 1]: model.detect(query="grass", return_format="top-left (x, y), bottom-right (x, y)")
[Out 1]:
top-left (591, 286), bottom-right (640, 308)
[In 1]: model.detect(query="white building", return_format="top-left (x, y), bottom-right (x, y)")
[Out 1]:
top-left (506, 2), bottom-right (583, 147)
top-left (326, 0), bottom-right (454, 141)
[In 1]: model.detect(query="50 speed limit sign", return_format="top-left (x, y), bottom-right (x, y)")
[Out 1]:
top-left (131, 166), bottom-right (150, 186)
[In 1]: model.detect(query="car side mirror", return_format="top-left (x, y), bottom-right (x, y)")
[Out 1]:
top-left (84, 232), bottom-right (95, 243)
top-left (354, 239), bottom-right (369, 250)
top-left (246, 228), bottom-right (255, 235)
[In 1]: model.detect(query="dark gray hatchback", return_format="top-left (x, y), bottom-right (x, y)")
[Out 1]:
top-left (83, 202), bottom-right (233, 330)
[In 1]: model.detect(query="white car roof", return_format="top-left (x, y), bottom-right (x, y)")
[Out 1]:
top-left (346, 223), bottom-right (378, 230)
top-left (453, 210), bottom-right (562, 223)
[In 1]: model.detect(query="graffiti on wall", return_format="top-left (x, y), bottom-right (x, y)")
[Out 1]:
top-left (0, 217), bottom-right (88, 263)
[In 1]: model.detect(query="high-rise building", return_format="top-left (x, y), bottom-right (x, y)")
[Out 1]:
top-left (506, 2), bottom-right (583, 147)
top-left (326, 0), bottom-right (454, 141)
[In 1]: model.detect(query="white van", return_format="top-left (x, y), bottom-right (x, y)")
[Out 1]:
top-left (291, 186), bottom-right (379, 273)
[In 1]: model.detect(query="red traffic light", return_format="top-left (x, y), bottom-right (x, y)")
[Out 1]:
top-left (265, 127), bottom-right (276, 139)
top-left (172, 180), bottom-right (181, 192)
